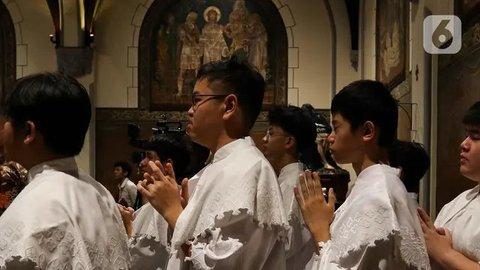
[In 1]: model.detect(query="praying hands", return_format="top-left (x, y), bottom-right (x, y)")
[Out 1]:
top-left (418, 207), bottom-right (480, 270)
top-left (294, 170), bottom-right (336, 253)
top-left (137, 160), bottom-right (184, 229)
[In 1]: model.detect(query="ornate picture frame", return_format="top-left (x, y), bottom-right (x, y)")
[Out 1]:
top-left (376, 0), bottom-right (408, 90)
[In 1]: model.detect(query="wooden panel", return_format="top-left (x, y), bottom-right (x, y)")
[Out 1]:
top-left (95, 120), bottom-right (150, 199)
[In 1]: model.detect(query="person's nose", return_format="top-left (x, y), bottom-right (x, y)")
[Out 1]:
top-left (188, 106), bottom-right (194, 116)
top-left (262, 133), bottom-right (268, 143)
top-left (327, 132), bottom-right (334, 144)
top-left (461, 136), bottom-right (470, 152)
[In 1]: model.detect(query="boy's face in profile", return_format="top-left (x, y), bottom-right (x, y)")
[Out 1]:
top-left (327, 113), bottom-right (364, 165)
top-left (460, 124), bottom-right (480, 182)
top-left (261, 125), bottom-right (289, 166)
top-left (113, 166), bottom-right (126, 181)
top-left (139, 150), bottom-right (160, 175)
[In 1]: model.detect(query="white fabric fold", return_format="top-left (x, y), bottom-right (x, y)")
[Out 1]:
top-left (278, 162), bottom-right (316, 270)
top-left (0, 157), bottom-right (131, 269)
top-left (307, 164), bottom-right (430, 270)
top-left (434, 185), bottom-right (480, 267)
top-left (129, 203), bottom-right (171, 270)
top-left (168, 137), bottom-right (289, 269)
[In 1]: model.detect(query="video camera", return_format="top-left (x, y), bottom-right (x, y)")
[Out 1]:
top-left (127, 119), bottom-right (185, 163)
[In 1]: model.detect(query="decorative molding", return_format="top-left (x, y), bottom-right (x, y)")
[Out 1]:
top-left (96, 107), bottom-right (330, 132)
top-left (96, 108), bottom-right (272, 122)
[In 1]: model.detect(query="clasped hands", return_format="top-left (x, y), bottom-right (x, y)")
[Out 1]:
top-left (137, 160), bottom-right (189, 229)
top-left (417, 207), bottom-right (454, 266)
top-left (294, 170), bottom-right (336, 252)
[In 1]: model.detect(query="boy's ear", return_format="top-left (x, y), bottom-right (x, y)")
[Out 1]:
top-left (284, 136), bottom-right (296, 150)
top-left (362, 121), bottom-right (375, 141)
top-left (24, 121), bottom-right (36, 144)
top-left (222, 94), bottom-right (238, 119)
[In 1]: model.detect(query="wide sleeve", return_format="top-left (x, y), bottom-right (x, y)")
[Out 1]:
top-left (186, 212), bottom-right (285, 270)
top-left (307, 237), bottom-right (419, 270)
top-left (0, 221), bottom-right (87, 269)
top-left (285, 217), bottom-right (316, 269)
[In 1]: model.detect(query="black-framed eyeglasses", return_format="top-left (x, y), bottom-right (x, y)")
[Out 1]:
top-left (264, 126), bottom-right (290, 141)
top-left (191, 94), bottom-right (229, 111)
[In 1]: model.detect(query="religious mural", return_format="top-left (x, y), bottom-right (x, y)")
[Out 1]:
top-left (376, 0), bottom-right (408, 90)
top-left (140, 0), bottom-right (286, 111)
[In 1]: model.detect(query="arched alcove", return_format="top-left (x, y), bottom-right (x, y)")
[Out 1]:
top-left (138, 0), bottom-right (288, 111)
top-left (0, 1), bottom-right (16, 102)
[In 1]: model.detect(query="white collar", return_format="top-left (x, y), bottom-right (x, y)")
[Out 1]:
top-left (211, 137), bottom-right (249, 164)
top-left (278, 162), bottom-right (303, 186)
top-left (119, 178), bottom-right (130, 189)
top-left (28, 157), bottom-right (78, 183)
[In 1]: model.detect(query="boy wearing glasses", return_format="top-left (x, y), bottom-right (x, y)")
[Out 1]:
top-left (261, 105), bottom-right (320, 270)
top-left (138, 58), bottom-right (288, 270)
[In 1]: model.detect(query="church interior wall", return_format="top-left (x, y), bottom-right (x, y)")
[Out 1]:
top-left (93, 0), bottom-right (337, 110)
top-left (94, 0), bottom-right (146, 108)
top-left (6, 0), bottom-right (57, 78)
top-left (4, 0), bottom-right (474, 217)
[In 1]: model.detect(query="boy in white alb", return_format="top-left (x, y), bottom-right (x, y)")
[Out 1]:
top-left (261, 105), bottom-right (321, 270)
top-left (0, 73), bottom-right (130, 269)
top-left (138, 58), bottom-right (289, 270)
top-left (295, 80), bottom-right (430, 270)
top-left (418, 101), bottom-right (480, 270)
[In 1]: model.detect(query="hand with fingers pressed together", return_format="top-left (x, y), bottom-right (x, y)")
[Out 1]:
top-left (294, 170), bottom-right (336, 253)
top-left (417, 207), bottom-right (480, 269)
top-left (117, 204), bottom-right (135, 238)
top-left (137, 160), bottom-right (183, 229)
top-left (417, 207), bottom-right (459, 267)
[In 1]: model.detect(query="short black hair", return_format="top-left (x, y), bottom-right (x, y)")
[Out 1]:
top-left (143, 133), bottom-right (191, 182)
top-left (114, 161), bottom-right (132, 178)
top-left (463, 101), bottom-right (480, 126)
top-left (268, 105), bottom-right (320, 169)
top-left (196, 57), bottom-right (265, 130)
top-left (331, 80), bottom-right (398, 147)
top-left (389, 140), bottom-right (429, 193)
top-left (3, 72), bottom-right (91, 156)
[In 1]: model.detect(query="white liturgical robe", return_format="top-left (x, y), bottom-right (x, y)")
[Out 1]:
top-left (0, 157), bottom-right (131, 269)
top-left (166, 137), bottom-right (289, 270)
top-left (307, 164), bottom-right (430, 270)
top-left (433, 185), bottom-right (480, 268)
top-left (129, 203), bottom-right (170, 270)
top-left (278, 162), bottom-right (315, 270)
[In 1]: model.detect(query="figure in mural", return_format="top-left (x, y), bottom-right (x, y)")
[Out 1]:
top-left (200, 6), bottom-right (229, 64)
top-left (246, 13), bottom-right (268, 78)
top-left (177, 11), bottom-right (201, 96)
top-left (224, 10), bottom-right (247, 59)
top-left (378, 0), bottom-right (404, 85)
top-left (232, 0), bottom-right (248, 21)
top-left (155, 13), bottom-right (178, 91)
top-left (381, 20), bottom-right (400, 79)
